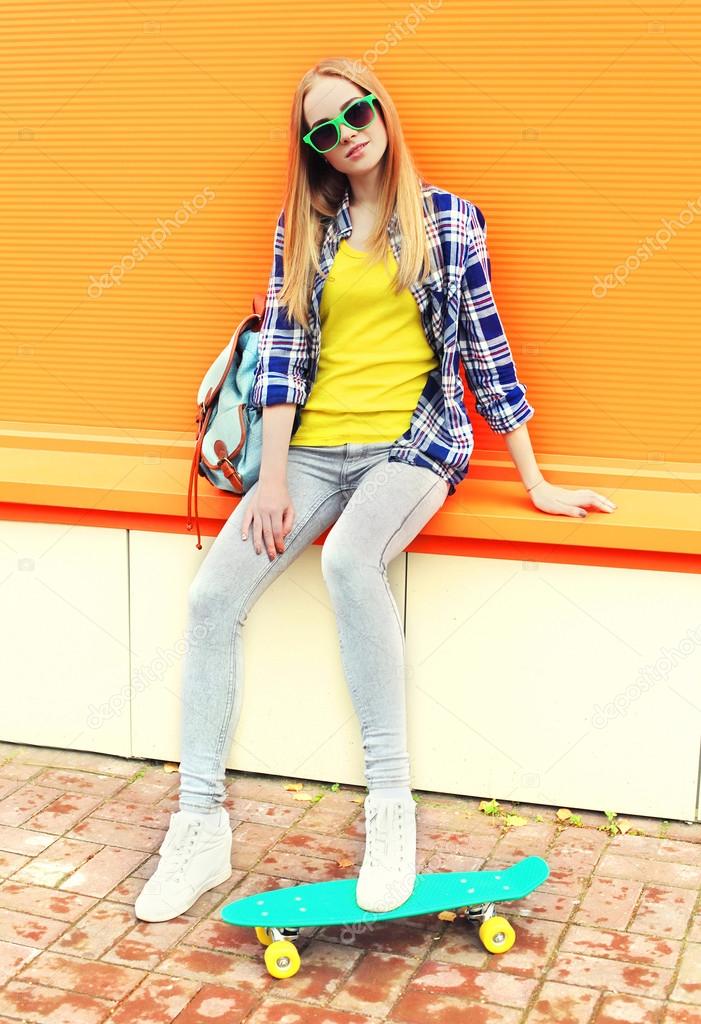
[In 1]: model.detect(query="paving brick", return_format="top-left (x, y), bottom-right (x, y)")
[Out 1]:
top-left (33, 768), bottom-right (129, 798)
top-left (104, 917), bottom-right (196, 970)
top-left (560, 922), bottom-right (681, 968)
top-left (0, 880), bottom-right (96, 921)
top-left (489, 918), bottom-right (567, 979)
top-left (662, 1003), bottom-right (701, 1022)
top-left (593, 992), bottom-right (665, 1022)
top-left (10, 835), bottom-right (102, 887)
top-left (89, 798), bottom-right (172, 829)
top-left (573, 875), bottom-right (642, 929)
top-left (107, 973), bottom-right (200, 1024)
top-left (117, 767), bottom-right (180, 805)
top-left (156, 942), bottom-right (275, 989)
top-left (255, 937), bottom-right (362, 1003)
top-left (629, 885), bottom-right (697, 940)
top-left (332, 949), bottom-right (420, 1016)
top-left (390, 987), bottom-right (522, 1022)
top-left (49, 900), bottom-right (135, 958)
top-left (608, 836), bottom-right (701, 867)
top-left (547, 951), bottom-right (673, 998)
top-left (417, 827), bottom-right (496, 858)
top-left (299, 798), bottom-right (363, 836)
top-left (254, 849), bottom-right (357, 884)
top-left (526, 979), bottom-right (600, 1022)
top-left (17, 948), bottom-right (145, 1000)
top-left (225, 772), bottom-right (332, 807)
top-left (25, 792), bottom-right (107, 835)
top-left (227, 795), bottom-right (308, 829)
top-left (0, 906), bottom-right (71, 948)
top-left (245, 998), bottom-right (379, 1023)
top-left (0, 783), bottom-right (67, 826)
top-left (169, 982), bottom-right (261, 1022)
top-left (409, 957), bottom-right (537, 1007)
top-left (596, 854), bottom-right (701, 890)
top-left (3, 746), bottom-right (140, 779)
top-left (270, 827), bottom-right (365, 865)
top-left (670, 942), bottom-right (701, 1006)
top-left (0, 758), bottom-right (42, 782)
top-left (0, 850), bottom-right (30, 879)
top-left (0, 938), bottom-right (41, 984)
top-left (58, 844), bottom-right (147, 898)
top-left (0, 979), bottom-right (114, 1023)
top-left (66, 816), bottom-right (165, 853)
top-left (0, 822), bottom-right (58, 857)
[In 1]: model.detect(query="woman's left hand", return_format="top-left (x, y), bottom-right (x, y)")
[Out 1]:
top-left (529, 480), bottom-right (617, 518)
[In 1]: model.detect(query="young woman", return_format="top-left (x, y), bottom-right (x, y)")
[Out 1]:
top-left (135, 57), bottom-right (616, 924)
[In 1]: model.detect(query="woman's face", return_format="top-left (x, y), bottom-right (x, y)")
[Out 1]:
top-left (302, 77), bottom-right (387, 178)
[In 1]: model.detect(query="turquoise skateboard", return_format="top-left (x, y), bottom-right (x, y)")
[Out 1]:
top-left (221, 854), bottom-right (549, 978)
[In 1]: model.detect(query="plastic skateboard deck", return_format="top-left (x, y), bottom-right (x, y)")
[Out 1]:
top-left (221, 854), bottom-right (549, 978)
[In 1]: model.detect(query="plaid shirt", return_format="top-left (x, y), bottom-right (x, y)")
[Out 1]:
top-left (249, 182), bottom-right (535, 496)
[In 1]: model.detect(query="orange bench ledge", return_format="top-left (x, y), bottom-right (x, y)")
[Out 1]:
top-left (1, 422), bottom-right (699, 574)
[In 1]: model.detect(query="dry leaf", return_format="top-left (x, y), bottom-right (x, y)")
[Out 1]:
top-left (163, 762), bottom-right (179, 774)
top-left (292, 793), bottom-right (315, 802)
top-left (478, 800), bottom-right (494, 812)
top-left (556, 808), bottom-right (572, 821)
top-left (351, 796), bottom-right (365, 804)
top-left (617, 819), bottom-right (633, 834)
top-left (438, 910), bottom-right (457, 921)
top-left (504, 814), bottom-right (529, 827)
top-left (337, 858), bottom-right (353, 868)
top-left (284, 783), bottom-right (304, 792)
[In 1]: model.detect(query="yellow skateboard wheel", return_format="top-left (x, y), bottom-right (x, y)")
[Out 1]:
top-left (255, 926), bottom-right (272, 946)
top-left (264, 939), bottom-right (301, 978)
top-left (479, 915), bottom-right (516, 953)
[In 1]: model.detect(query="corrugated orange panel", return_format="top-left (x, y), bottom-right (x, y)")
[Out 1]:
top-left (0, 2), bottom-right (699, 467)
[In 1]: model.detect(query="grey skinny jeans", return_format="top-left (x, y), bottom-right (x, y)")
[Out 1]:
top-left (178, 440), bottom-right (450, 813)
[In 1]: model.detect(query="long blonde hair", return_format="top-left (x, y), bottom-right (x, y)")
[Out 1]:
top-left (277, 57), bottom-right (432, 332)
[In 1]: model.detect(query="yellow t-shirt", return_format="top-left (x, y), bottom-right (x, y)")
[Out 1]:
top-left (289, 238), bottom-right (440, 446)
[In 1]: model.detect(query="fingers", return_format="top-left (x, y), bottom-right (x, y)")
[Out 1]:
top-left (589, 491), bottom-right (617, 512)
top-left (573, 489), bottom-right (618, 514)
top-left (241, 506), bottom-right (251, 541)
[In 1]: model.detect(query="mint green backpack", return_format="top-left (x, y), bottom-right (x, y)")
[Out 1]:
top-left (186, 294), bottom-right (266, 549)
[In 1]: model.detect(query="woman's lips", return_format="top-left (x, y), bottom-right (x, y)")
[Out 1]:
top-left (347, 141), bottom-right (368, 159)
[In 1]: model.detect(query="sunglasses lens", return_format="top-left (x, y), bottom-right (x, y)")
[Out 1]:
top-left (310, 124), bottom-right (338, 152)
top-left (345, 97), bottom-right (375, 129)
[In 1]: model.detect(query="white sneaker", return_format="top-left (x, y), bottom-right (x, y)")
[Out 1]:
top-left (134, 806), bottom-right (233, 922)
top-left (355, 793), bottom-right (417, 913)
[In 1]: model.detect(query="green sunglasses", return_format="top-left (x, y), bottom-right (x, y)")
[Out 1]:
top-left (302, 93), bottom-right (380, 154)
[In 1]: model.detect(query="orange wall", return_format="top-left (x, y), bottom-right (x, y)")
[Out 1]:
top-left (1, 2), bottom-right (699, 465)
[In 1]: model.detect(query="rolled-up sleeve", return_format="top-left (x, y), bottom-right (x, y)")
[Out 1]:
top-left (249, 208), bottom-right (310, 411)
top-left (458, 202), bottom-right (535, 434)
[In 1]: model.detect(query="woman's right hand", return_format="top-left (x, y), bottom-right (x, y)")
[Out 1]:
top-left (241, 476), bottom-right (295, 560)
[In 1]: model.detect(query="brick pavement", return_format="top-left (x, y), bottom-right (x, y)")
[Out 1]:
top-left (0, 742), bottom-right (699, 1023)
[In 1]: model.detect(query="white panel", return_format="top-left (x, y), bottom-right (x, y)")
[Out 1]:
top-left (406, 553), bottom-right (700, 821)
top-left (0, 521), bottom-right (130, 756)
top-left (128, 529), bottom-right (406, 787)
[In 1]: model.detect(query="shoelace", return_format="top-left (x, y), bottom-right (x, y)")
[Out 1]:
top-left (161, 820), bottom-right (202, 881)
top-left (365, 799), bottom-right (406, 870)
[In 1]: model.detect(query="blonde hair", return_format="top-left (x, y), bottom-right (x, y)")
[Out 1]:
top-left (277, 56), bottom-right (432, 331)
